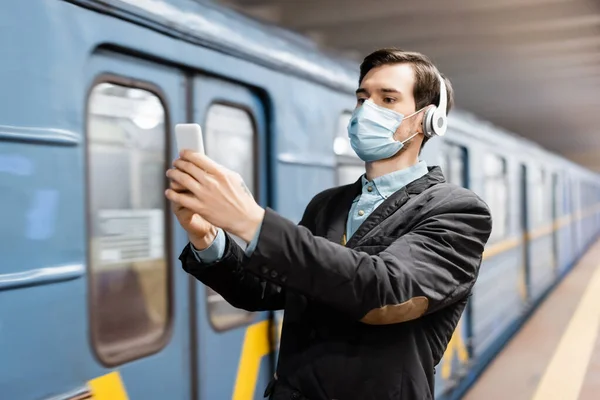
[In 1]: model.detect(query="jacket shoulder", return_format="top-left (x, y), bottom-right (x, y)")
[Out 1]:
top-left (426, 183), bottom-right (490, 213)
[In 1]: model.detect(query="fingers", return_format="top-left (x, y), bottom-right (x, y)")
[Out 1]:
top-left (165, 188), bottom-right (204, 214)
top-left (166, 168), bottom-right (203, 196)
top-left (180, 150), bottom-right (224, 178)
top-left (172, 158), bottom-right (210, 186)
top-left (170, 179), bottom-right (187, 193)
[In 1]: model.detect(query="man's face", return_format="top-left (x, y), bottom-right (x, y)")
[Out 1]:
top-left (355, 63), bottom-right (423, 144)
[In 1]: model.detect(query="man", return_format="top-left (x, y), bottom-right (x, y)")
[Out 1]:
top-left (166, 48), bottom-right (492, 399)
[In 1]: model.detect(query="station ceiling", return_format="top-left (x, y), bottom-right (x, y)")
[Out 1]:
top-left (219, 0), bottom-right (600, 171)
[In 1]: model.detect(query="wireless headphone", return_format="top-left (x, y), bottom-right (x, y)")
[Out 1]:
top-left (422, 72), bottom-right (448, 138)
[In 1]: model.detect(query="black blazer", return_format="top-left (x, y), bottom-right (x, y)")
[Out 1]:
top-left (180, 166), bottom-right (493, 400)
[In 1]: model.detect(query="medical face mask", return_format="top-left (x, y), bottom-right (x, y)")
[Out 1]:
top-left (347, 100), bottom-right (421, 162)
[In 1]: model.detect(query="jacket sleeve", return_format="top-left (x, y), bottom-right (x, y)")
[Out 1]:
top-left (178, 202), bottom-right (319, 312)
top-left (243, 192), bottom-right (492, 324)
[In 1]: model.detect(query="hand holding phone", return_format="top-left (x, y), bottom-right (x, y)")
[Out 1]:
top-left (171, 124), bottom-right (216, 246)
top-left (167, 124), bottom-right (263, 245)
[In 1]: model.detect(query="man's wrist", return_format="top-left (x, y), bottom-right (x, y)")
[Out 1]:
top-left (236, 206), bottom-right (265, 244)
top-left (189, 226), bottom-right (218, 250)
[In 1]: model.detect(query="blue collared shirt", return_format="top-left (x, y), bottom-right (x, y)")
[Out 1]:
top-left (192, 161), bottom-right (428, 262)
top-left (346, 161), bottom-right (428, 240)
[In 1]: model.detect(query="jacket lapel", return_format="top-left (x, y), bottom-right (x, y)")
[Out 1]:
top-left (324, 178), bottom-right (362, 244)
top-left (344, 166), bottom-right (446, 248)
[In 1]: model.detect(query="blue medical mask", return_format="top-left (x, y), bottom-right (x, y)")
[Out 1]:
top-left (347, 100), bottom-right (421, 162)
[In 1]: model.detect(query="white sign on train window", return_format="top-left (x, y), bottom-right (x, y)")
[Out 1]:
top-left (97, 209), bottom-right (165, 264)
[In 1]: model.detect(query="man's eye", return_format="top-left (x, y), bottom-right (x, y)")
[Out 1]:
top-left (384, 97), bottom-right (396, 104)
top-left (357, 98), bottom-right (366, 105)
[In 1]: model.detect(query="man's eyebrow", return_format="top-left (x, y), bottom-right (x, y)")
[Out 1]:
top-left (355, 88), bottom-right (402, 95)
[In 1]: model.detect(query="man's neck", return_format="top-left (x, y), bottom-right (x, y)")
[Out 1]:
top-left (365, 153), bottom-right (420, 181)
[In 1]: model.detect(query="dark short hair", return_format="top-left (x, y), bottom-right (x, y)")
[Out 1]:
top-left (359, 48), bottom-right (454, 149)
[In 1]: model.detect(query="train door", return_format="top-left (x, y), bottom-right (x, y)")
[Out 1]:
top-left (85, 51), bottom-right (192, 399)
top-left (520, 164), bottom-right (531, 302)
top-left (192, 75), bottom-right (273, 400)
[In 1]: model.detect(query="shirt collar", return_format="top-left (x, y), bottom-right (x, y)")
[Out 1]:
top-left (360, 160), bottom-right (429, 199)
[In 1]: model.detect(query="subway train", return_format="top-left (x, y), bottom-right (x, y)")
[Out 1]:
top-left (1, 1), bottom-right (599, 399)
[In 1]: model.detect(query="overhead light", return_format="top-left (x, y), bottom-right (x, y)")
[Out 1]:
top-left (132, 96), bottom-right (164, 130)
top-left (334, 136), bottom-right (353, 156)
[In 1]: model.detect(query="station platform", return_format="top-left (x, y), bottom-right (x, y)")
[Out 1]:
top-left (463, 239), bottom-right (600, 400)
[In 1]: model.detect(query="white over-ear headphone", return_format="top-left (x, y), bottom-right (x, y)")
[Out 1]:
top-left (422, 73), bottom-right (448, 138)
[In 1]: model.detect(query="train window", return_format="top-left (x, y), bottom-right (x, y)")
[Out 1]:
top-left (87, 82), bottom-right (171, 366)
top-left (586, 182), bottom-right (593, 208)
top-left (439, 141), bottom-right (467, 187)
top-left (483, 153), bottom-right (509, 242)
top-left (203, 103), bottom-right (257, 331)
top-left (563, 176), bottom-right (571, 215)
top-left (531, 168), bottom-right (551, 227)
top-left (334, 112), bottom-right (365, 185)
top-left (552, 172), bottom-right (561, 218)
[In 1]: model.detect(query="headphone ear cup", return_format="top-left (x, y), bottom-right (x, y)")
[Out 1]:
top-left (431, 107), bottom-right (448, 137)
top-left (422, 107), bottom-right (435, 138)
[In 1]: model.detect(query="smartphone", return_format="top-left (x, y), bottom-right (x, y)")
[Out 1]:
top-left (175, 123), bottom-right (205, 154)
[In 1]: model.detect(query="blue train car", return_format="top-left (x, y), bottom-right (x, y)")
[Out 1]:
top-left (0, 1), bottom-right (599, 399)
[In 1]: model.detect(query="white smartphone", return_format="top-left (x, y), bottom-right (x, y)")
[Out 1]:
top-left (175, 123), bottom-right (205, 154)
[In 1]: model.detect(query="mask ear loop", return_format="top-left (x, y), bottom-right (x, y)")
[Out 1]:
top-left (404, 106), bottom-right (427, 120)
top-left (399, 107), bottom-right (427, 144)
top-left (400, 131), bottom-right (420, 145)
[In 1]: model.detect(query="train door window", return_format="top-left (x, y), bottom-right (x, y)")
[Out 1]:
top-left (439, 141), bottom-right (467, 187)
top-left (531, 167), bottom-right (551, 227)
top-left (87, 82), bottom-right (171, 365)
top-left (563, 176), bottom-right (570, 216)
top-left (484, 153), bottom-right (509, 242)
top-left (552, 172), bottom-right (561, 217)
top-left (203, 103), bottom-right (256, 331)
top-left (334, 112), bottom-right (365, 185)
top-left (543, 170), bottom-right (552, 223)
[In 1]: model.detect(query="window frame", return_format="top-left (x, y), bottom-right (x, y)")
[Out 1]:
top-left (85, 74), bottom-right (174, 367)
top-left (201, 100), bottom-right (260, 333)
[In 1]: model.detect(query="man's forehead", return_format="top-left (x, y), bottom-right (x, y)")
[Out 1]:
top-left (359, 63), bottom-right (416, 92)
